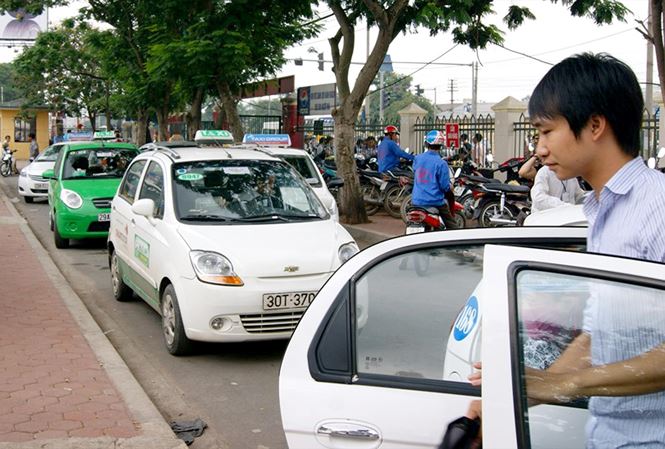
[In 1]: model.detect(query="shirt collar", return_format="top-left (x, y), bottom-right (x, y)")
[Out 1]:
top-left (603, 156), bottom-right (646, 195)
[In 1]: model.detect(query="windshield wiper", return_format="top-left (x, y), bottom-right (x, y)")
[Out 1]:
top-left (180, 214), bottom-right (234, 222)
top-left (237, 213), bottom-right (321, 222)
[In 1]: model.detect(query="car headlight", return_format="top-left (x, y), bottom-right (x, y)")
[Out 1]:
top-left (19, 168), bottom-right (27, 177)
top-left (60, 189), bottom-right (83, 209)
top-left (189, 250), bottom-right (243, 286)
top-left (338, 242), bottom-right (359, 264)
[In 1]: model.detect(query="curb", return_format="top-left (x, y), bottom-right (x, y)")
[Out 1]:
top-left (0, 191), bottom-right (186, 449)
top-left (343, 224), bottom-right (396, 246)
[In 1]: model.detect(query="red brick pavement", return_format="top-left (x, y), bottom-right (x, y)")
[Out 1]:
top-left (0, 223), bottom-right (139, 443)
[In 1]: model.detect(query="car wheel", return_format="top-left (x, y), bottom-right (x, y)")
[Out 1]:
top-left (24, 196), bottom-right (34, 204)
top-left (110, 249), bottom-right (133, 302)
top-left (161, 284), bottom-right (193, 356)
top-left (53, 216), bottom-right (69, 249)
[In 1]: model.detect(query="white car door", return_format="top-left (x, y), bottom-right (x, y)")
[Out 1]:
top-left (481, 244), bottom-right (665, 449)
top-left (280, 227), bottom-right (587, 449)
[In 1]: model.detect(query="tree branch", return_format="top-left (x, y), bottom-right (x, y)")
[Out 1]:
top-left (362, 0), bottom-right (387, 28)
top-left (329, 2), bottom-right (353, 99)
top-left (652, 1), bottom-right (665, 104)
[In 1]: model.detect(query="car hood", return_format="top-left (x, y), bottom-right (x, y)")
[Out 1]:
top-left (176, 220), bottom-right (354, 277)
top-left (523, 204), bottom-right (587, 227)
top-left (60, 178), bottom-right (122, 199)
top-left (26, 161), bottom-right (55, 176)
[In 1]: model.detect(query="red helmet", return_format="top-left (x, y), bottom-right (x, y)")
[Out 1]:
top-left (384, 125), bottom-right (399, 135)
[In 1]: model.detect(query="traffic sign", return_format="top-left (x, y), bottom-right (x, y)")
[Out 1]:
top-left (446, 123), bottom-right (460, 148)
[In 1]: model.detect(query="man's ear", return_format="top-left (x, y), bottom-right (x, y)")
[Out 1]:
top-left (588, 114), bottom-right (607, 141)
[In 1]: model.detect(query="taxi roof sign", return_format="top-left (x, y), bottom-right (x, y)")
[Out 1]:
top-left (194, 130), bottom-right (234, 144)
top-left (242, 134), bottom-right (292, 147)
top-left (92, 131), bottom-right (116, 140)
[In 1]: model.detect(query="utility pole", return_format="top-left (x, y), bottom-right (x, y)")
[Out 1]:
top-left (471, 62), bottom-right (478, 116)
top-left (365, 22), bottom-right (370, 125)
top-left (448, 79), bottom-right (458, 107)
top-left (379, 71), bottom-right (384, 123)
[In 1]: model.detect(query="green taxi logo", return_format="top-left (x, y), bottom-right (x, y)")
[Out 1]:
top-left (134, 235), bottom-right (150, 267)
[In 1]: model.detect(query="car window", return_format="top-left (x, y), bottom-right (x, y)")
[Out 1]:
top-left (36, 144), bottom-right (63, 162)
top-left (280, 155), bottom-right (322, 187)
top-left (513, 269), bottom-right (665, 449)
top-left (62, 147), bottom-right (137, 179)
top-left (138, 161), bottom-right (165, 218)
top-left (172, 159), bottom-right (328, 223)
top-left (118, 160), bottom-right (147, 204)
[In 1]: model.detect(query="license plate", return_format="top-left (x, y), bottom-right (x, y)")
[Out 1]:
top-left (34, 182), bottom-right (48, 189)
top-left (263, 291), bottom-right (316, 310)
top-left (454, 186), bottom-right (465, 196)
top-left (98, 213), bottom-right (111, 222)
top-left (406, 225), bottom-right (425, 234)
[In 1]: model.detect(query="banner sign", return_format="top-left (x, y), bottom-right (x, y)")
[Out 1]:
top-left (297, 83), bottom-right (337, 116)
top-left (63, 132), bottom-right (93, 142)
top-left (242, 134), bottom-right (291, 146)
top-left (445, 123), bottom-right (460, 148)
top-left (241, 75), bottom-right (295, 99)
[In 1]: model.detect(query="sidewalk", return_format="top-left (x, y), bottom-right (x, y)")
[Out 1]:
top-left (0, 188), bottom-right (184, 448)
top-left (342, 211), bottom-right (404, 245)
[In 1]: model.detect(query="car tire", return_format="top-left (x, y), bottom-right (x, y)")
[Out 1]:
top-left (161, 284), bottom-right (193, 356)
top-left (24, 196), bottom-right (34, 203)
top-left (53, 216), bottom-right (69, 249)
top-left (110, 249), bottom-right (133, 302)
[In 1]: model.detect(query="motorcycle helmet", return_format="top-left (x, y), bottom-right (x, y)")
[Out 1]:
top-left (384, 125), bottom-right (399, 135)
top-left (424, 129), bottom-right (445, 147)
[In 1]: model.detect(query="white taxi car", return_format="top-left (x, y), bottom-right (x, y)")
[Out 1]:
top-left (108, 138), bottom-right (358, 356)
top-left (243, 134), bottom-right (339, 222)
top-left (279, 226), bottom-right (665, 448)
top-left (18, 143), bottom-right (66, 202)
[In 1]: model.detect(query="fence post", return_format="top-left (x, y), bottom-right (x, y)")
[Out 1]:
top-left (398, 103), bottom-right (427, 153)
top-left (491, 96), bottom-right (527, 168)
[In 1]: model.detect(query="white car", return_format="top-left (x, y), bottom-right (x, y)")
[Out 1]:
top-left (279, 226), bottom-right (665, 448)
top-left (18, 143), bottom-right (66, 202)
top-left (108, 143), bottom-right (358, 356)
top-left (243, 134), bottom-right (340, 222)
top-left (523, 204), bottom-right (587, 226)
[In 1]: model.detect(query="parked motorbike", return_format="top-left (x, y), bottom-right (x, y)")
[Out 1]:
top-left (0, 149), bottom-right (18, 177)
top-left (474, 182), bottom-right (531, 227)
top-left (360, 159), bottom-right (412, 216)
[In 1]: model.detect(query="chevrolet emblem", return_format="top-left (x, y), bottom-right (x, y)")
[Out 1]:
top-left (284, 266), bottom-right (299, 273)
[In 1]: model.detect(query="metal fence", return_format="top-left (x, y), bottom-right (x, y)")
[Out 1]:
top-left (514, 111), bottom-right (660, 160)
top-left (239, 115), bottom-right (283, 134)
top-left (414, 114), bottom-right (495, 159)
top-left (295, 122), bottom-right (387, 143)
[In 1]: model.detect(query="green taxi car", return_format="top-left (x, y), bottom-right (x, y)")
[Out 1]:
top-left (44, 141), bottom-right (139, 248)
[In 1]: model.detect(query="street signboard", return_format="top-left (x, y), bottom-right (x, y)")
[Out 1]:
top-left (241, 75), bottom-right (295, 99)
top-left (297, 83), bottom-right (337, 116)
top-left (446, 123), bottom-right (460, 148)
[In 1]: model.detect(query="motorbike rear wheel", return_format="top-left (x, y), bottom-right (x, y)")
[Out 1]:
top-left (0, 162), bottom-right (10, 177)
top-left (458, 193), bottom-right (475, 219)
top-left (400, 194), bottom-right (412, 224)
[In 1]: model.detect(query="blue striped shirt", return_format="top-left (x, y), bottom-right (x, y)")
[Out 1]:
top-left (582, 157), bottom-right (665, 448)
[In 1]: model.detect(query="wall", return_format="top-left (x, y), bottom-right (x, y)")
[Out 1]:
top-left (0, 109), bottom-right (49, 160)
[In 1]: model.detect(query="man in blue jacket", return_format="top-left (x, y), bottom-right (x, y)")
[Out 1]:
top-left (412, 129), bottom-right (458, 229)
top-left (377, 125), bottom-right (414, 173)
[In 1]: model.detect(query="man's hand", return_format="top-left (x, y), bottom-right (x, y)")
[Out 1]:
top-left (468, 361), bottom-right (482, 387)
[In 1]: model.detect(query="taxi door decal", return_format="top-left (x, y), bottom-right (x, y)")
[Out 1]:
top-left (134, 234), bottom-right (150, 268)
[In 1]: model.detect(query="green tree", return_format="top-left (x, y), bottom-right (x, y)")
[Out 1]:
top-left (13, 19), bottom-right (112, 132)
top-left (324, 0), bottom-right (629, 224)
top-left (0, 63), bottom-right (19, 103)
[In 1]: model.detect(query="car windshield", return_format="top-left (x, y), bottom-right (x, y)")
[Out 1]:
top-left (173, 159), bottom-right (329, 223)
top-left (279, 154), bottom-right (322, 187)
top-left (36, 145), bottom-right (63, 162)
top-left (62, 147), bottom-right (137, 179)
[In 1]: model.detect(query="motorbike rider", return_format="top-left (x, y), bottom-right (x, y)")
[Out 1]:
top-left (377, 125), bottom-right (414, 173)
top-left (412, 130), bottom-right (459, 229)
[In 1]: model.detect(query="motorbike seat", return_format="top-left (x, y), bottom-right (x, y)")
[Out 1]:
top-left (361, 170), bottom-right (383, 179)
top-left (465, 174), bottom-right (500, 184)
top-left (482, 183), bottom-right (530, 194)
top-left (408, 205), bottom-right (440, 215)
top-left (327, 177), bottom-right (344, 188)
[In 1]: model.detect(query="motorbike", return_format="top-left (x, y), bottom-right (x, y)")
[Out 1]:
top-left (0, 149), bottom-right (18, 177)
top-left (400, 167), bottom-right (466, 228)
top-left (404, 201), bottom-right (466, 235)
top-left (360, 159), bottom-right (412, 216)
top-left (473, 182), bottom-right (531, 227)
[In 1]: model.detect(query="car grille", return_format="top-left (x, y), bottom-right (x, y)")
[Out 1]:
top-left (29, 174), bottom-right (46, 182)
top-left (88, 221), bottom-right (110, 232)
top-left (240, 311), bottom-right (304, 334)
top-left (31, 189), bottom-right (48, 194)
top-left (92, 198), bottom-right (113, 209)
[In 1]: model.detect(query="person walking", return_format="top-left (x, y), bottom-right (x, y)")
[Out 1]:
top-left (28, 133), bottom-right (39, 161)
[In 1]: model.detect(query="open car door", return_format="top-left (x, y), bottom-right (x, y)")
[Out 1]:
top-left (481, 244), bottom-right (665, 449)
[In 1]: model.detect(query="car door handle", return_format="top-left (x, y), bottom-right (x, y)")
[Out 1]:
top-left (316, 425), bottom-right (379, 440)
top-left (131, 219), bottom-right (135, 224)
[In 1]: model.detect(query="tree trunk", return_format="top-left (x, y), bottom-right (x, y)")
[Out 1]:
top-left (156, 105), bottom-right (169, 141)
top-left (88, 111), bottom-right (97, 133)
top-left (217, 80), bottom-right (244, 142)
top-left (334, 118), bottom-right (367, 223)
top-left (135, 109), bottom-right (148, 146)
top-left (188, 87), bottom-right (204, 137)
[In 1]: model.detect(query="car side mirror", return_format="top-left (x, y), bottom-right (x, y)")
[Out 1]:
top-left (306, 177), bottom-right (318, 185)
top-left (42, 169), bottom-right (55, 179)
top-left (132, 198), bottom-right (156, 224)
top-left (320, 196), bottom-right (334, 212)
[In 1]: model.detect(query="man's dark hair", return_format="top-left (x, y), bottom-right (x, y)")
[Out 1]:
top-left (28, 132), bottom-right (35, 139)
top-left (529, 52), bottom-right (643, 157)
top-left (461, 133), bottom-right (468, 141)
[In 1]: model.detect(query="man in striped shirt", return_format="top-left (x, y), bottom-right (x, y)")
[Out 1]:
top-left (526, 53), bottom-right (665, 447)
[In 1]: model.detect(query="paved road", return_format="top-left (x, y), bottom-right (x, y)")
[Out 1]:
top-left (1, 174), bottom-right (292, 449)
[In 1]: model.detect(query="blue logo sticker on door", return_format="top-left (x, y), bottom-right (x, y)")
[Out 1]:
top-left (453, 296), bottom-right (478, 341)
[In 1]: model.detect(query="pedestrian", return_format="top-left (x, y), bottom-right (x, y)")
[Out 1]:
top-left (471, 133), bottom-right (484, 165)
top-left (377, 125), bottom-right (414, 173)
top-left (465, 52), bottom-right (665, 448)
top-left (28, 133), bottom-right (39, 161)
top-left (2, 135), bottom-right (10, 152)
top-left (459, 133), bottom-right (472, 160)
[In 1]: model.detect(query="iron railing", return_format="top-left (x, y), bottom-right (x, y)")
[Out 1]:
top-left (414, 115), bottom-right (495, 162)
